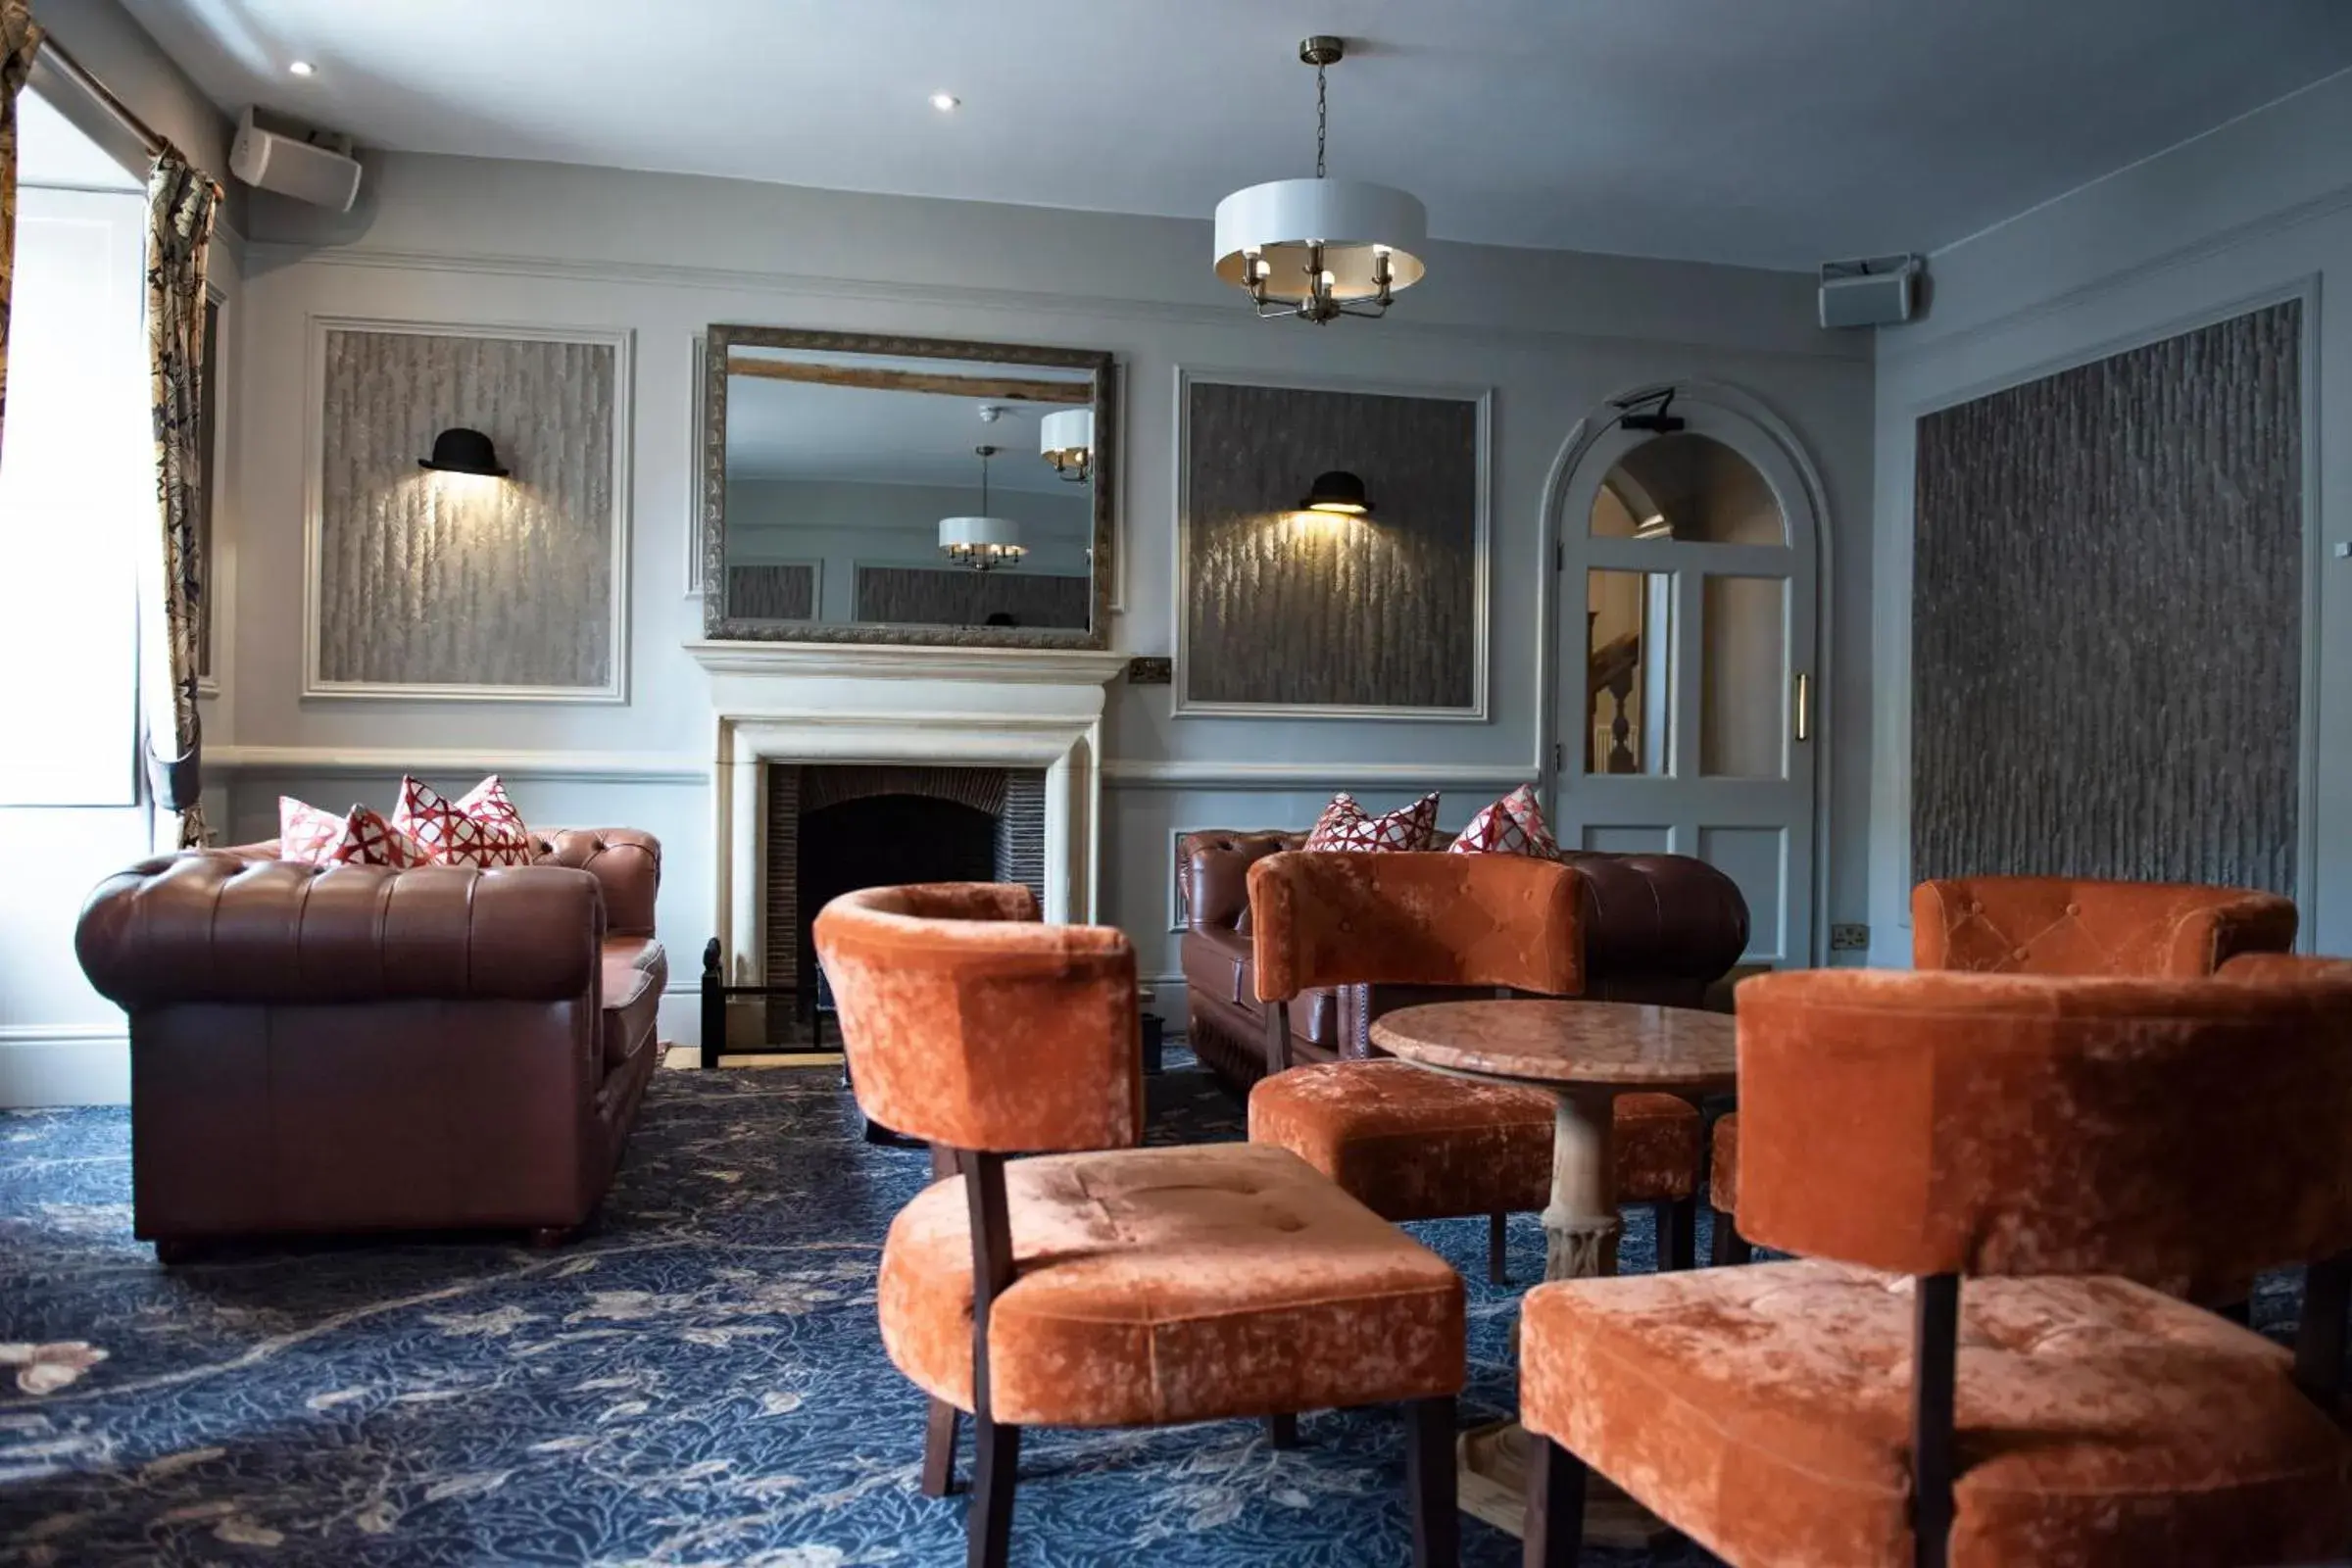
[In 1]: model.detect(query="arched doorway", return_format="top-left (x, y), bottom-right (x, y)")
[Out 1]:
top-left (1549, 386), bottom-right (1826, 966)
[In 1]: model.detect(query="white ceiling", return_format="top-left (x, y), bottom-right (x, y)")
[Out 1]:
top-left (725, 372), bottom-right (1086, 497)
top-left (124, 0), bottom-right (2352, 270)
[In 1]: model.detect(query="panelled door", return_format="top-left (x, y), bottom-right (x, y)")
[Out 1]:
top-left (1554, 398), bottom-right (1820, 966)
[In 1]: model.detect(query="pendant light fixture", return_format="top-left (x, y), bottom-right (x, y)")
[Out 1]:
top-left (1039, 408), bottom-right (1094, 483)
top-left (1214, 36), bottom-right (1427, 324)
top-left (938, 445), bottom-right (1025, 571)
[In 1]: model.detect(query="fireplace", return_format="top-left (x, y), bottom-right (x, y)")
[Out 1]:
top-left (688, 638), bottom-right (1129, 1058)
top-left (759, 763), bottom-right (1048, 1043)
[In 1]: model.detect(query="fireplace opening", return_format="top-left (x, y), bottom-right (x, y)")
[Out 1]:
top-left (794, 792), bottom-right (998, 1021)
top-left (759, 762), bottom-right (1048, 1046)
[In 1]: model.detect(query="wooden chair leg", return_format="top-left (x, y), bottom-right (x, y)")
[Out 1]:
top-left (922, 1396), bottom-right (961, 1497)
top-left (1487, 1212), bottom-right (1509, 1286)
top-left (966, 1415), bottom-right (1020, 1568)
top-left (1406, 1395), bottom-right (1459, 1568)
top-left (1523, 1434), bottom-right (1585, 1568)
top-left (1265, 1412), bottom-right (1298, 1448)
top-left (1656, 1199), bottom-right (1696, 1273)
top-left (1709, 1209), bottom-right (1751, 1267)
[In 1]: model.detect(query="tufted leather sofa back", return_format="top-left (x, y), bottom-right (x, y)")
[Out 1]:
top-left (1913, 876), bottom-right (2295, 978)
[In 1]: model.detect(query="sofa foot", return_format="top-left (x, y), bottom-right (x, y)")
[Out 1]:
top-left (524, 1226), bottom-right (576, 1250)
top-left (152, 1238), bottom-right (201, 1266)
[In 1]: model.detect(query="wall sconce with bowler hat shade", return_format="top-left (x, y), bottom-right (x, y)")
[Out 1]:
top-left (1300, 469), bottom-right (1372, 515)
top-left (418, 426), bottom-right (509, 478)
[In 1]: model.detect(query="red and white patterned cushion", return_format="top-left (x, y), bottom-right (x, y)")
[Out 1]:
top-left (277, 796), bottom-right (419, 867)
top-left (1303, 791), bottom-right (1441, 853)
top-left (391, 775), bottom-right (537, 867)
top-left (1447, 783), bottom-right (1562, 859)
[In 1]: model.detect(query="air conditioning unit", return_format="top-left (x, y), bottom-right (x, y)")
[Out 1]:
top-left (1818, 254), bottom-right (1921, 329)
top-left (229, 106), bottom-right (362, 212)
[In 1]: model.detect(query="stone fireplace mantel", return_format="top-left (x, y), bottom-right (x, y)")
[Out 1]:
top-left (686, 640), bottom-right (1129, 984)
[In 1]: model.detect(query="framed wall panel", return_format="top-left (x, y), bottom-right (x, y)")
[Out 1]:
top-left (1910, 300), bottom-right (2303, 894)
top-left (304, 318), bottom-right (632, 702)
top-left (1175, 369), bottom-right (1489, 718)
top-left (726, 561), bottom-right (819, 621)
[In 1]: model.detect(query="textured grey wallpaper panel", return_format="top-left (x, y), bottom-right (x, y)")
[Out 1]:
top-left (315, 327), bottom-right (619, 693)
top-left (728, 563), bottom-right (816, 620)
top-left (855, 565), bottom-right (1090, 629)
top-left (1182, 380), bottom-right (1482, 710)
top-left (1912, 301), bottom-right (2302, 894)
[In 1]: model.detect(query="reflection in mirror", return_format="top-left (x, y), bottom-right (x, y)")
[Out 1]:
top-left (708, 328), bottom-right (1112, 644)
top-left (1590, 433), bottom-right (1784, 544)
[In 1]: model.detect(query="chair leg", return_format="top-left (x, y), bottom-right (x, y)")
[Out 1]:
top-left (1405, 1396), bottom-right (1459, 1568)
top-left (1709, 1210), bottom-right (1751, 1267)
top-left (1656, 1199), bottom-right (1696, 1273)
top-left (966, 1415), bottom-right (1020, 1568)
top-left (1265, 1412), bottom-right (1299, 1448)
top-left (1488, 1212), bottom-right (1509, 1286)
top-left (922, 1396), bottom-right (961, 1497)
top-left (1522, 1434), bottom-right (1586, 1568)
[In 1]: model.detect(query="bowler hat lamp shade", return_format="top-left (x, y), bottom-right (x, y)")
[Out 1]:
top-left (418, 426), bottom-right (509, 477)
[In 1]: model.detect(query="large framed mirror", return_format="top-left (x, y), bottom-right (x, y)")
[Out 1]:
top-left (702, 324), bottom-right (1116, 648)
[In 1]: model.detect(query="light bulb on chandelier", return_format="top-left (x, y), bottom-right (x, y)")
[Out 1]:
top-left (1213, 36), bottom-right (1426, 324)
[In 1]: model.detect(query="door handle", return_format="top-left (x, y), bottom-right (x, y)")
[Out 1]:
top-left (1793, 671), bottom-right (1812, 743)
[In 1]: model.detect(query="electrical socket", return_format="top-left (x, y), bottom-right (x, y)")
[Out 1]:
top-left (1829, 923), bottom-right (1871, 952)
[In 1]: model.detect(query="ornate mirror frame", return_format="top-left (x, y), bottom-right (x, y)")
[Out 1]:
top-left (700, 323), bottom-right (1117, 649)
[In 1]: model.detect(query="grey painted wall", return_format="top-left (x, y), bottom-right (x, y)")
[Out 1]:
top-left (1910, 302), bottom-right (2302, 894)
top-left (9, 147), bottom-right (1883, 1103)
top-left (1872, 69), bottom-right (2352, 959)
top-left (725, 476), bottom-right (1089, 623)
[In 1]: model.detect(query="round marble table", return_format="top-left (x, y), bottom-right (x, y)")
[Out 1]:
top-left (1372, 999), bottom-right (1739, 1281)
top-left (1372, 999), bottom-right (1740, 1547)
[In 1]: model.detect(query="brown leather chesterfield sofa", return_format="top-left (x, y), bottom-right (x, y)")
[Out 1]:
top-left (75, 829), bottom-right (664, 1260)
top-left (1178, 829), bottom-right (1749, 1092)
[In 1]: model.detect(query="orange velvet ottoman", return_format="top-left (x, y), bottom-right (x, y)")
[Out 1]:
top-left (1249, 1059), bottom-right (1702, 1277)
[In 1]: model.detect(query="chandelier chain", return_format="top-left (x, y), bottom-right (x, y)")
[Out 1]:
top-left (1314, 61), bottom-right (1327, 179)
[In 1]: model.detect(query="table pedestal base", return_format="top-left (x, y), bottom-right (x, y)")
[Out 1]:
top-left (1457, 1419), bottom-right (1674, 1548)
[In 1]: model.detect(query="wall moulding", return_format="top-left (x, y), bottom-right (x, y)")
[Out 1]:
top-left (302, 315), bottom-right (635, 704)
top-left (205, 746), bottom-right (709, 785)
top-left (248, 242), bottom-right (1867, 368)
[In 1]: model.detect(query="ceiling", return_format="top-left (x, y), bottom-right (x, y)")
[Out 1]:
top-left (124, 0), bottom-right (2352, 270)
top-left (726, 372), bottom-right (1087, 501)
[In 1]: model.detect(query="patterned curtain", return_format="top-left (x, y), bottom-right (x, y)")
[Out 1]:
top-left (144, 152), bottom-right (219, 848)
top-left (0, 0), bottom-right (42, 451)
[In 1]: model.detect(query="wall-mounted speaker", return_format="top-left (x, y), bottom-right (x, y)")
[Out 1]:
top-left (1818, 254), bottom-right (1921, 329)
top-left (230, 106), bottom-right (362, 212)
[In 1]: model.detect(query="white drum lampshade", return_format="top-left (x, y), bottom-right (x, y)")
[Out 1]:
top-left (938, 513), bottom-right (1023, 569)
top-left (1213, 177), bottom-right (1428, 306)
top-left (1039, 407), bottom-right (1094, 481)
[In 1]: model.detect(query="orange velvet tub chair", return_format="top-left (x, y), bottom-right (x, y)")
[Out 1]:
top-left (1706, 874), bottom-right (2299, 1267)
top-left (1520, 966), bottom-right (2352, 1568)
top-left (811, 882), bottom-right (1467, 1568)
top-left (1245, 851), bottom-right (1707, 1284)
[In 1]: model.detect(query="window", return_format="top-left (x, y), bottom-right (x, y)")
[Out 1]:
top-left (0, 104), bottom-right (150, 806)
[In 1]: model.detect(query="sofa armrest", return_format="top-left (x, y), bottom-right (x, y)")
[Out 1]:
top-left (1179, 830), bottom-right (1301, 932)
top-left (534, 828), bottom-right (662, 938)
top-left (77, 854), bottom-right (603, 1010)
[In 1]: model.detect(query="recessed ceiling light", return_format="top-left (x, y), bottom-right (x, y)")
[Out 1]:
top-left (929, 91), bottom-right (959, 112)
top-left (288, 60), bottom-right (316, 76)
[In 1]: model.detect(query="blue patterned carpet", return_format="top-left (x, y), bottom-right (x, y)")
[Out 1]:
top-left (0, 1052), bottom-right (2309, 1567)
